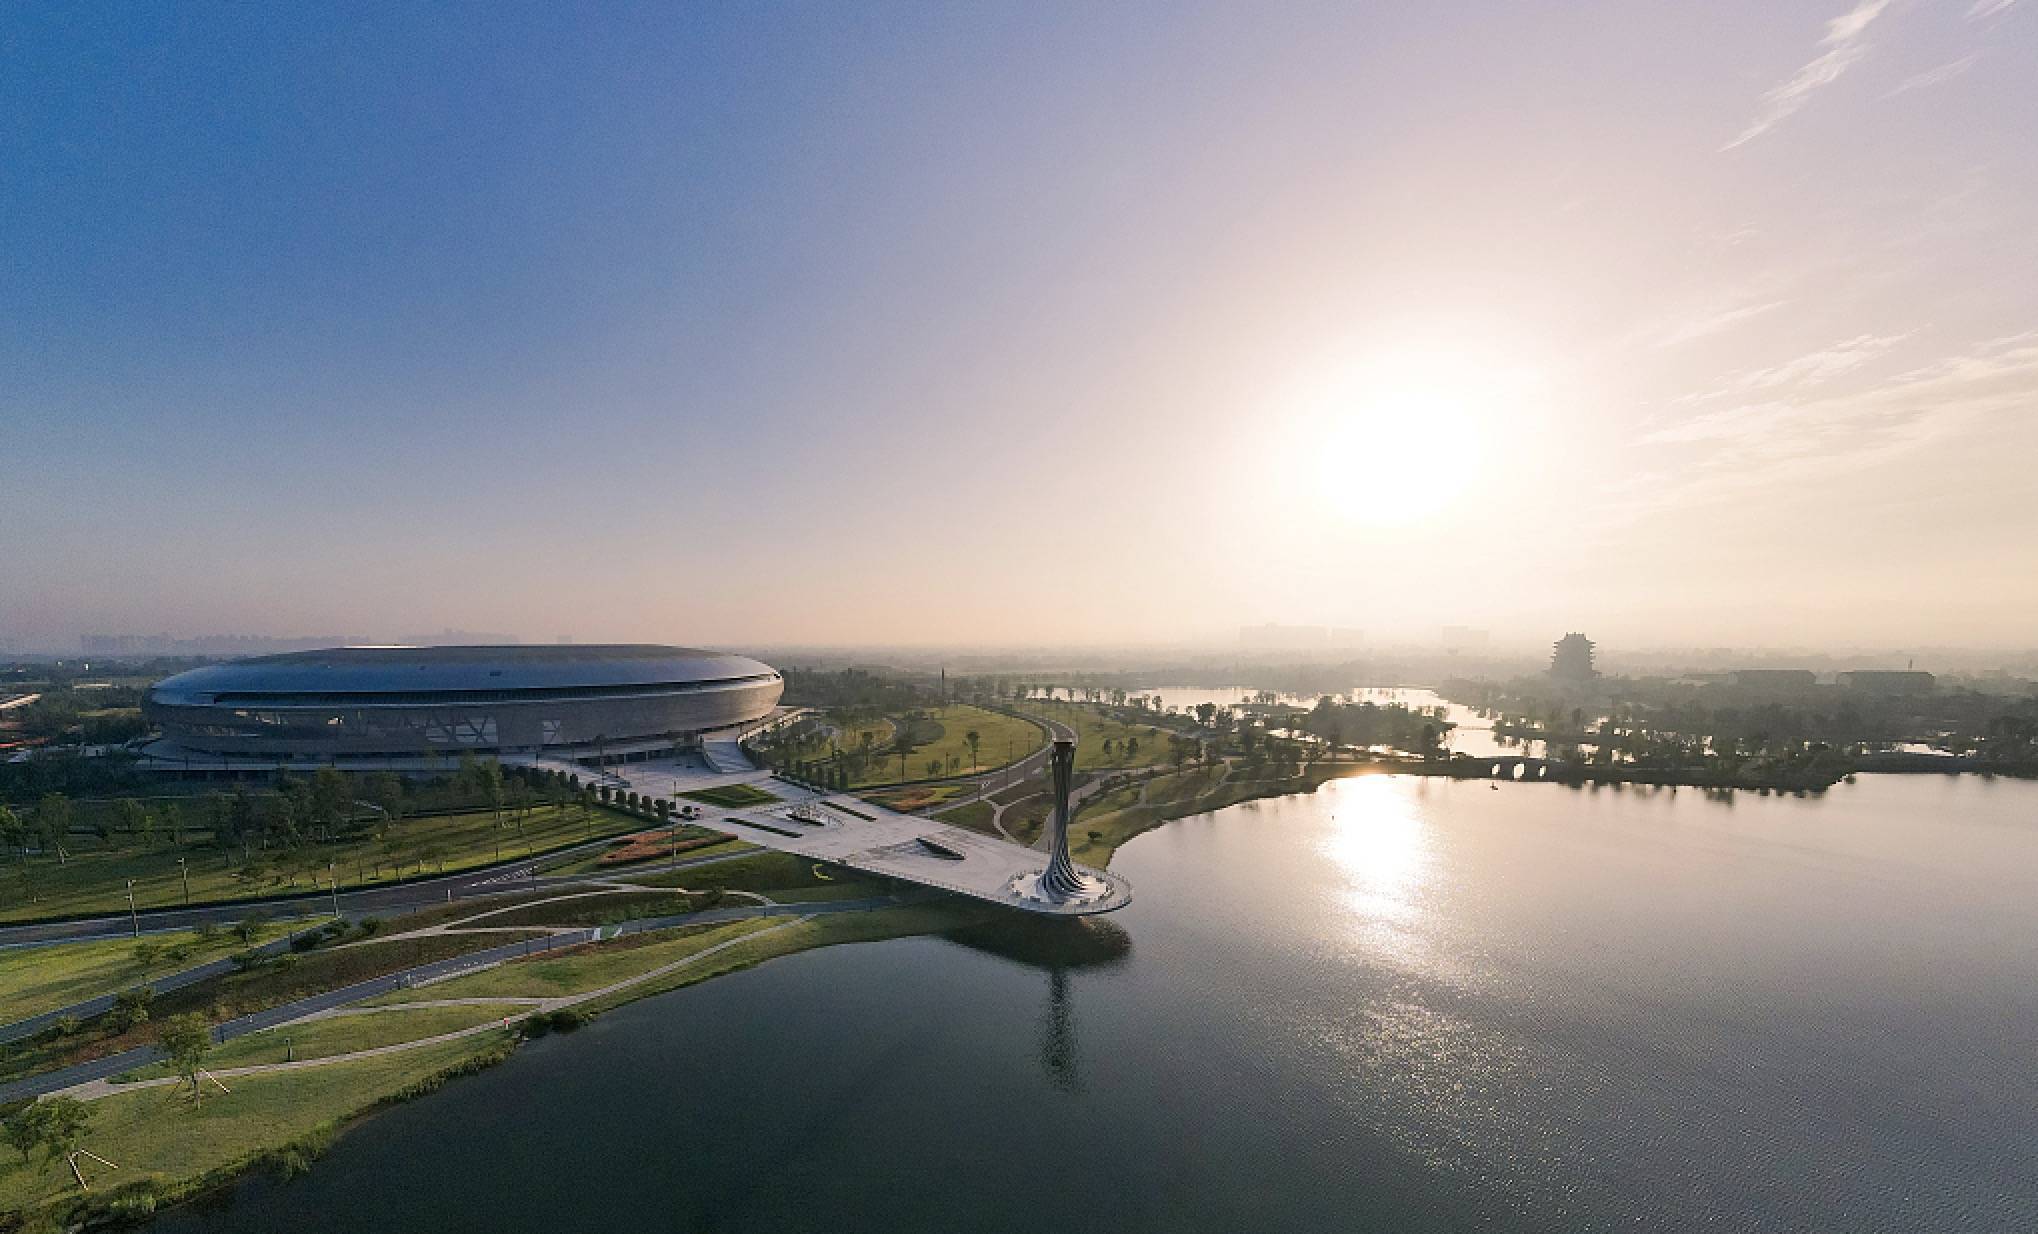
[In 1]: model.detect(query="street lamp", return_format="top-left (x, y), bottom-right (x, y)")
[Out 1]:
top-left (177, 856), bottom-right (190, 907)
top-left (327, 862), bottom-right (339, 920)
top-left (125, 879), bottom-right (138, 938)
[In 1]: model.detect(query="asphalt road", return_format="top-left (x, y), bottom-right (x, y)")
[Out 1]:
top-left (0, 840), bottom-right (759, 949)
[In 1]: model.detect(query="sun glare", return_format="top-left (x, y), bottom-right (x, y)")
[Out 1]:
top-left (1294, 348), bottom-right (1538, 529)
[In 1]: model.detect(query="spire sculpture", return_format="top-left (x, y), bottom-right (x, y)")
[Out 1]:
top-left (1040, 737), bottom-right (1091, 898)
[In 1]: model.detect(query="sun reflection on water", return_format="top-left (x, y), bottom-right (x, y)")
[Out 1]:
top-left (1319, 776), bottom-right (1436, 964)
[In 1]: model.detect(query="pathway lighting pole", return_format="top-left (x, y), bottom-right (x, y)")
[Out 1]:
top-left (125, 879), bottom-right (139, 937)
top-left (178, 856), bottom-right (191, 906)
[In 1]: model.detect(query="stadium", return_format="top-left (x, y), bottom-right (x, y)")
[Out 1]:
top-left (142, 644), bottom-right (783, 762)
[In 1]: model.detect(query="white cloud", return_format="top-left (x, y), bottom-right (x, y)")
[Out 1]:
top-left (1652, 299), bottom-right (1792, 348)
top-left (1675, 334), bottom-right (1912, 403)
top-left (1724, 0), bottom-right (1896, 150)
top-left (1884, 54), bottom-right (1979, 98)
top-left (1626, 331), bottom-right (2038, 512)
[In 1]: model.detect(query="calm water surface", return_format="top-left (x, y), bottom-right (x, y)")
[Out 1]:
top-left (155, 774), bottom-right (2038, 1232)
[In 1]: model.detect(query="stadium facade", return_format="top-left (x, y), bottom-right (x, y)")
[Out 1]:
top-left (143, 645), bottom-right (782, 761)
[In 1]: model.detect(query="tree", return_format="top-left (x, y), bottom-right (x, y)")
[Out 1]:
top-left (311, 767), bottom-right (350, 839)
top-left (158, 1013), bottom-right (215, 1108)
top-left (36, 1096), bottom-right (103, 1189)
top-left (481, 761), bottom-right (505, 824)
top-left (4, 1103), bottom-right (45, 1167)
top-left (115, 798), bottom-right (147, 848)
top-left (109, 986), bottom-right (154, 1033)
top-left (965, 729), bottom-right (982, 772)
top-left (0, 804), bottom-right (23, 859)
top-left (226, 788), bottom-right (258, 856)
top-left (36, 792), bottom-right (73, 863)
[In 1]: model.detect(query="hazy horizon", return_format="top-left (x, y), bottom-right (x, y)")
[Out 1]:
top-left (7, 2), bottom-right (2035, 650)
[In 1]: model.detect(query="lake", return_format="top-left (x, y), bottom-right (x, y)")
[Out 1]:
top-left (153, 772), bottom-right (2038, 1232)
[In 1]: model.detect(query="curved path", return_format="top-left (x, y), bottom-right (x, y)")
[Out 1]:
top-left (0, 895), bottom-right (894, 1106)
top-left (60, 911), bottom-right (825, 1103)
top-left (0, 846), bottom-right (770, 1046)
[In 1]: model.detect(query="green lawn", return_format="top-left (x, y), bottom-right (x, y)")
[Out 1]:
top-left (679, 783), bottom-right (780, 808)
top-left (117, 1004), bottom-right (512, 1081)
top-left (900, 705), bottom-right (1042, 780)
top-left (623, 850), bottom-right (837, 895)
top-left (0, 930), bottom-right (541, 1090)
top-left (1016, 702), bottom-right (1182, 770)
top-left (358, 919), bottom-right (780, 1003)
top-left (0, 922), bottom-right (298, 1025)
top-left (0, 898), bottom-right (996, 1226)
top-left (447, 889), bottom-right (704, 929)
top-left (0, 1034), bottom-right (510, 1223)
top-left (932, 799), bottom-right (995, 834)
top-left (793, 704), bottom-right (1044, 788)
top-left (536, 837), bottom-right (751, 878)
top-left (0, 803), bottom-right (642, 925)
top-left (571, 901), bottom-right (985, 1015)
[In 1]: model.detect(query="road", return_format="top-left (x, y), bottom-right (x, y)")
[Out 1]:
top-left (0, 929), bottom-right (315, 1047)
top-left (0, 839), bottom-right (762, 950)
top-left (0, 895), bottom-right (896, 1105)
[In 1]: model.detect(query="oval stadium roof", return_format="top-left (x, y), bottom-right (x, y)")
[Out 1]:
top-left (147, 644), bottom-right (777, 705)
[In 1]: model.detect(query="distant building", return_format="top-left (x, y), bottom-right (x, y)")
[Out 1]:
top-left (1550, 632), bottom-right (1598, 684)
top-left (1726, 669), bottom-right (1817, 688)
top-left (1837, 670), bottom-right (1936, 696)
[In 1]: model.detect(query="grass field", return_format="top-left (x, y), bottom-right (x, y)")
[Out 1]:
top-left (0, 1034), bottom-right (509, 1222)
top-left (0, 894), bottom-right (996, 1224)
top-left (359, 919), bottom-right (780, 1002)
top-left (0, 922), bottom-right (300, 1026)
top-left (117, 1004), bottom-right (510, 1081)
top-left (0, 802), bottom-right (645, 925)
top-left (679, 783), bottom-right (780, 808)
top-left (1016, 703), bottom-right (1182, 771)
top-left (623, 850), bottom-right (837, 895)
top-left (864, 784), bottom-right (973, 812)
top-left (1066, 762), bottom-right (1377, 866)
top-left (448, 889), bottom-right (703, 929)
top-left (536, 837), bottom-right (751, 878)
top-left (799, 704), bottom-right (1042, 788)
top-left (0, 930), bottom-right (540, 1089)
top-left (932, 799), bottom-right (995, 834)
top-left (571, 901), bottom-right (985, 1014)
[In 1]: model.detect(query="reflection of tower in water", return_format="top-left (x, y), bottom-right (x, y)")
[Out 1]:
top-left (1039, 967), bottom-right (1080, 1093)
top-left (938, 913), bottom-right (1133, 1095)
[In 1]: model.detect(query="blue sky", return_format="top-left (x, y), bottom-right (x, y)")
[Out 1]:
top-left (5, 2), bottom-right (2035, 650)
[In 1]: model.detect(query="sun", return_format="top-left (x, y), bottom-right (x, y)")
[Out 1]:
top-left (1313, 386), bottom-right (1480, 527)
top-left (1291, 348), bottom-right (1534, 529)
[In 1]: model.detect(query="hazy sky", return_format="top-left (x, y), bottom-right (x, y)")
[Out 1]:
top-left (5, 1), bottom-right (2035, 651)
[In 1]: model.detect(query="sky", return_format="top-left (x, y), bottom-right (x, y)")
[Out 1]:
top-left (4, 1), bottom-right (2035, 653)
